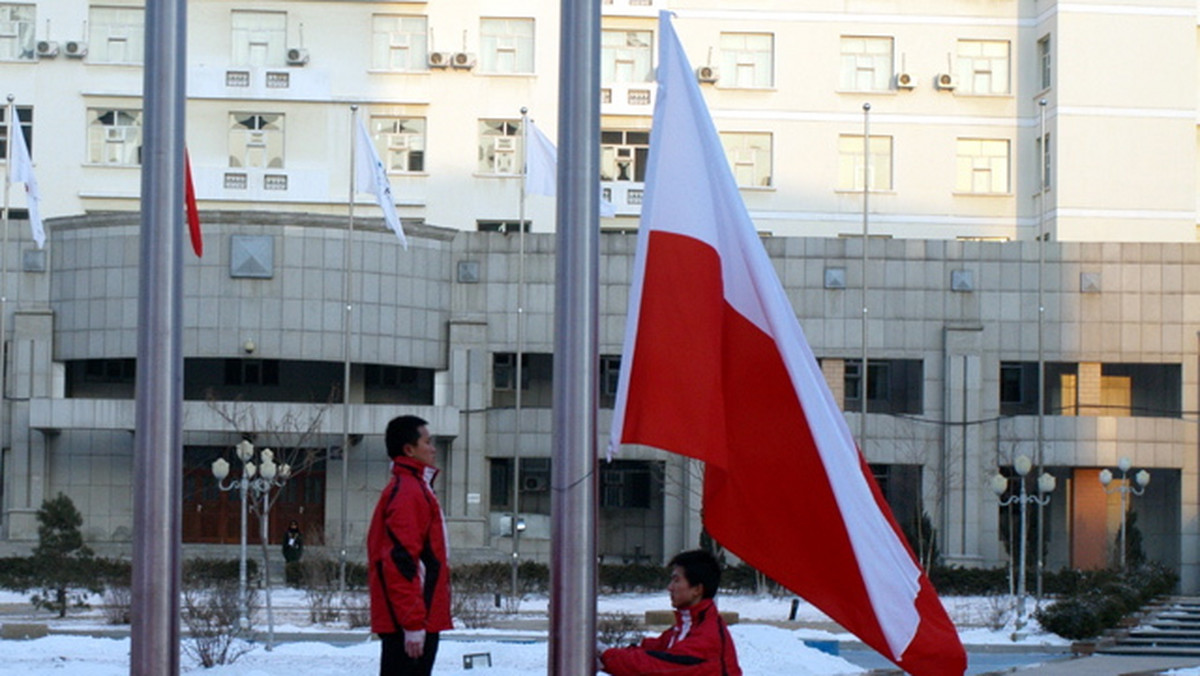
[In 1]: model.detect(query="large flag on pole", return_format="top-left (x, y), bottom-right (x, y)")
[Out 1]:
top-left (608, 12), bottom-right (966, 676)
top-left (184, 149), bottom-right (202, 257)
top-left (8, 105), bottom-right (44, 249)
top-left (354, 116), bottom-right (408, 249)
top-left (525, 119), bottom-right (616, 217)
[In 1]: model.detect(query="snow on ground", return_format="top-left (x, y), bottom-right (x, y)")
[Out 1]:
top-left (0, 589), bottom-right (1069, 675)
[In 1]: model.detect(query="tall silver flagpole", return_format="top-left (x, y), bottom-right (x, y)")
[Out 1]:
top-left (551, 0), bottom-right (600, 671)
top-left (1, 97), bottom-right (13, 465)
top-left (860, 103), bottom-right (870, 446)
top-left (1035, 98), bottom-right (1048, 598)
top-left (131, 0), bottom-right (187, 671)
top-left (340, 105), bottom-right (358, 592)
top-left (511, 107), bottom-right (528, 602)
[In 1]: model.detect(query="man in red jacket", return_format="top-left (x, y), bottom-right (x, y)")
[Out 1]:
top-left (600, 549), bottom-right (743, 676)
top-left (368, 415), bottom-right (452, 676)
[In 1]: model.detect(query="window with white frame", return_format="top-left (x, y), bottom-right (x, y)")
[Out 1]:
top-left (955, 138), bottom-right (1009, 194)
top-left (839, 36), bottom-right (892, 92)
top-left (231, 10), bottom-right (286, 67)
top-left (1038, 35), bottom-right (1051, 90)
top-left (600, 129), bottom-right (649, 182)
top-left (88, 6), bottom-right (144, 64)
top-left (371, 14), bottom-right (427, 71)
top-left (719, 32), bottom-right (773, 88)
top-left (228, 113), bottom-right (284, 168)
top-left (719, 131), bottom-right (772, 188)
top-left (837, 134), bottom-right (892, 191)
top-left (478, 119), bottom-right (522, 174)
top-left (480, 17), bottom-right (534, 74)
top-left (0, 104), bottom-right (31, 158)
top-left (369, 116), bottom-right (425, 172)
top-left (87, 109), bottom-right (142, 165)
top-left (1036, 132), bottom-right (1051, 189)
top-left (0, 3), bottom-right (34, 61)
top-left (956, 40), bottom-right (1010, 95)
top-left (601, 30), bottom-right (652, 83)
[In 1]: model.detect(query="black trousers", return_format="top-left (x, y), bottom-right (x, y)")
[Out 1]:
top-left (380, 631), bottom-right (440, 676)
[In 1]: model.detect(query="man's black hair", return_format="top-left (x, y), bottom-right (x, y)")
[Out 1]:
top-left (385, 415), bottom-right (428, 459)
top-left (669, 549), bottom-right (721, 599)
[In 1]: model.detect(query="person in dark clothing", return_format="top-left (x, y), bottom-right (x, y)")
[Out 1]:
top-left (367, 415), bottom-right (452, 676)
top-left (282, 520), bottom-right (303, 563)
top-left (600, 549), bottom-right (742, 676)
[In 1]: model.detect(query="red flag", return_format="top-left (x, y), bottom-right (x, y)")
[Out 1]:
top-left (184, 149), bottom-right (202, 257)
top-left (608, 13), bottom-right (966, 676)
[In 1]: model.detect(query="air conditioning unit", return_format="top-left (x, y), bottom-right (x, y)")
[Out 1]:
top-left (935, 73), bottom-right (957, 90)
top-left (64, 40), bottom-right (87, 57)
top-left (493, 136), bottom-right (516, 152)
top-left (36, 40), bottom-right (59, 58)
top-left (451, 51), bottom-right (476, 69)
top-left (428, 51), bottom-right (451, 68)
top-left (286, 47), bottom-right (309, 65)
top-left (695, 65), bottom-right (719, 84)
top-left (522, 474), bottom-right (549, 492)
top-left (895, 72), bottom-right (916, 89)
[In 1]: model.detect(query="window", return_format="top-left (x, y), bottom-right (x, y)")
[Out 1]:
top-left (231, 10), bottom-right (286, 67)
top-left (493, 352), bottom-right (530, 391)
top-left (223, 359), bottom-right (280, 386)
top-left (84, 358), bottom-right (136, 383)
top-left (1037, 36), bottom-right (1051, 90)
top-left (371, 14), bottom-right (427, 71)
top-left (489, 458), bottom-right (552, 511)
top-left (844, 359), bottom-right (922, 414)
top-left (87, 109), bottom-right (142, 165)
top-left (477, 220), bottom-right (529, 233)
top-left (478, 119), bottom-right (521, 174)
top-left (999, 362), bottom-right (1039, 416)
top-left (839, 36), bottom-right (893, 92)
top-left (1036, 132), bottom-right (1051, 190)
top-left (719, 32), bottom-right (773, 88)
top-left (480, 18), bottom-right (534, 74)
top-left (720, 132), bottom-right (772, 188)
top-left (0, 104), bottom-right (32, 158)
top-left (368, 116), bottom-right (425, 172)
top-left (600, 356), bottom-right (621, 397)
top-left (838, 134), bottom-right (892, 191)
top-left (0, 3), bottom-right (34, 61)
top-left (955, 138), bottom-right (1009, 194)
top-left (601, 30), bottom-right (652, 83)
top-left (600, 460), bottom-right (653, 509)
top-left (955, 40), bottom-right (1010, 95)
top-left (229, 113), bottom-right (284, 168)
top-left (88, 5), bottom-right (145, 64)
top-left (600, 130), bottom-right (649, 182)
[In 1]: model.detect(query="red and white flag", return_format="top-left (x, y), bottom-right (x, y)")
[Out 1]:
top-left (8, 102), bottom-right (44, 249)
top-left (608, 13), bottom-right (966, 676)
top-left (184, 148), bottom-right (202, 257)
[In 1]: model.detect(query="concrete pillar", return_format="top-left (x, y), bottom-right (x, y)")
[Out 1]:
top-left (942, 326), bottom-right (985, 567)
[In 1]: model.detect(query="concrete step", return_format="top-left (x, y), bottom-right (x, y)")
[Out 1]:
top-left (1098, 645), bottom-right (1200, 658)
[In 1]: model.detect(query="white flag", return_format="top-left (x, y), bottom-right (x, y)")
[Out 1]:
top-left (354, 116), bottom-right (407, 249)
top-left (525, 119), bottom-right (617, 218)
top-left (8, 105), bottom-right (44, 249)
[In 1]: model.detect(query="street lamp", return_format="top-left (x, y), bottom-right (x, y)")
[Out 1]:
top-left (991, 454), bottom-right (1056, 640)
top-left (1099, 457), bottom-right (1151, 571)
top-left (211, 438), bottom-right (256, 630)
top-left (210, 439), bottom-right (292, 645)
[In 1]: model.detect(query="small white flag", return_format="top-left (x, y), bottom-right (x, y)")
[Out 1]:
top-left (355, 116), bottom-right (407, 249)
top-left (8, 105), bottom-right (44, 249)
top-left (525, 119), bottom-right (617, 218)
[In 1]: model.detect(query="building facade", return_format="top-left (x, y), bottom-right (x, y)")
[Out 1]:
top-left (0, 0), bottom-right (1198, 590)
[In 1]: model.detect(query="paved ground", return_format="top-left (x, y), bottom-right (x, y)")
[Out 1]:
top-left (986, 654), bottom-right (1200, 676)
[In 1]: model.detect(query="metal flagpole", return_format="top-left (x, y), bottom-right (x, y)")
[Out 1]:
top-left (860, 103), bottom-right (870, 446)
top-left (1035, 98), bottom-right (1048, 599)
top-left (511, 107), bottom-right (528, 603)
top-left (340, 105), bottom-right (358, 593)
top-left (1, 97), bottom-right (13, 472)
top-left (131, 0), bottom-right (187, 671)
top-left (551, 0), bottom-right (600, 671)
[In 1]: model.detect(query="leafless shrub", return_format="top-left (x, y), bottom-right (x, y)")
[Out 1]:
top-left (343, 591), bottom-right (371, 629)
top-left (102, 585), bottom-right (131, 625)
top-left (598, 612), bottom-right (644, 648)
top-left (181, 581), bottom-right (255, 668)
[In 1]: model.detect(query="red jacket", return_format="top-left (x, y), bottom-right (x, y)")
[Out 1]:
top-left (602, 599), bottom-right (742, 676)
top-left (367, 457), bottom-right (453, 634)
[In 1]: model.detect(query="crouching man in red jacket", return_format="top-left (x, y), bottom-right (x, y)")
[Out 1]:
top-left (600, 549), bottom-right (742, 676)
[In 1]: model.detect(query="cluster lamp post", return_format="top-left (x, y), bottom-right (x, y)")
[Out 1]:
top-left (1098, 457), bottom-right (1151, 571)
top-left (211, 439), bottom-right (292, 644)
top-left (990, 454), bottom-right (1056, 640)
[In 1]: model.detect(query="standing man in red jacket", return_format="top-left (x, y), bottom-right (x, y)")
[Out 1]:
top-left (600, 549), bottom-right (743, 676)
top-left (368, 415), bottom-right (452, 676)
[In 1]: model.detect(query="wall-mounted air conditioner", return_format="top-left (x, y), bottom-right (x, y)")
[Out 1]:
top-left (451, 52), bottom-right (476, 69)
top-left (695, 65), bottom-right (719, 84)
top-left (428, 51), bottom-right (451, 68)
top-left (65, 40), bottom-right (87, 57)
top-left (935, 73), bottom-right (957, 90)
top-left (895, 72), bottom-right (916, 90)
top-left (286, 47), bottom-right (309, 65)
top-left (36, 40), bottom-right (59, 58)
